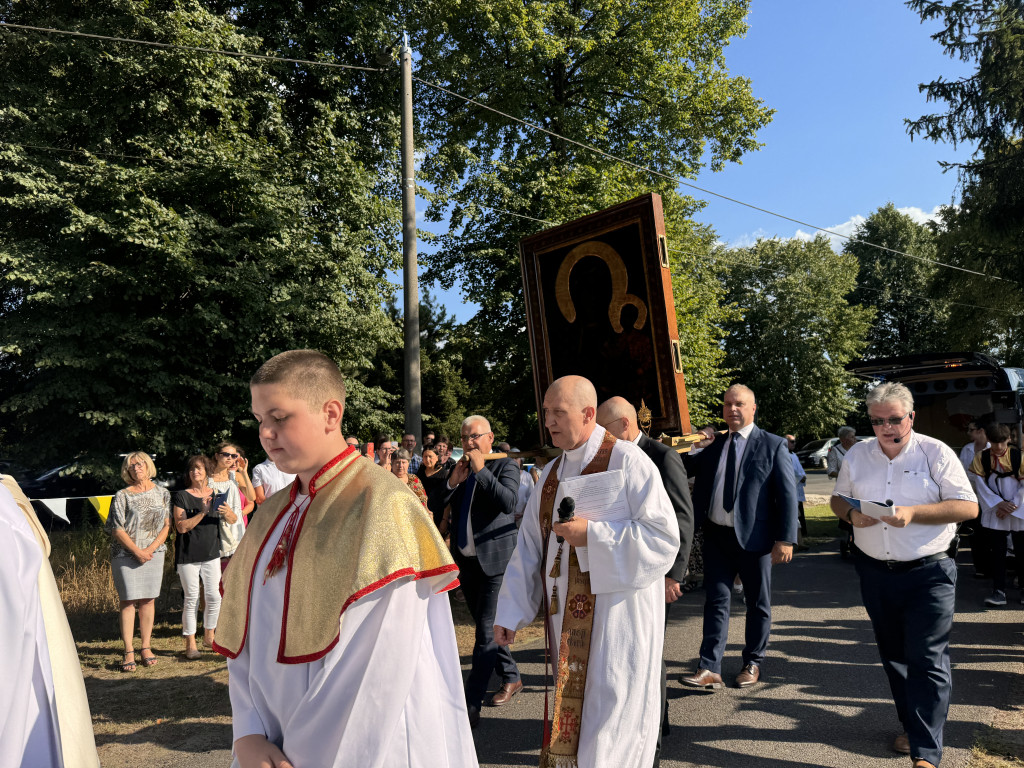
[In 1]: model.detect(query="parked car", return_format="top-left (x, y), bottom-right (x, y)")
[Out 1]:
top-left (796, 437), bottom-right (871, 469)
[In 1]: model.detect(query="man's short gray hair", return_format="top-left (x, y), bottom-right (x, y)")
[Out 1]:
top-left (837, 426), bottom-right (856, 439)
top-left (461, 415), bottom-right (491, 432)
top-left (866, 382), bottom-right (914, 413)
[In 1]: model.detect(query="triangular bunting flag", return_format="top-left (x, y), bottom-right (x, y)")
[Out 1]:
top-left (38, 498), bottom-right (70, 523)
top-left (88, 495), bottom-right (113, 524)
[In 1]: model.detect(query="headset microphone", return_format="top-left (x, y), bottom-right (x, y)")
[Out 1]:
top-left (892, 416), bottom-right (914, 444)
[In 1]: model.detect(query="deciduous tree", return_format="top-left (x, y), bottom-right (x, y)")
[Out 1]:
top-left (720, 237), bottom-right (873, 436)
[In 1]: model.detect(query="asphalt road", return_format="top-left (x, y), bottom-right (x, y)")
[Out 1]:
top-left (471, 540), bottom-right (1024, 768)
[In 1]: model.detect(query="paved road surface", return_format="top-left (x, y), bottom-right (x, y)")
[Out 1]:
top-left (472, 540), bottom-right (1023, 768)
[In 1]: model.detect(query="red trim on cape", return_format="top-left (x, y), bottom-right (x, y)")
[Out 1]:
top-left (307, 445), bottom-right (357, 498)
top-left (212, 486), bottom-right (298, 660)
top-left (275, 563), bottom-right (461, 664)
top-left (214, 448), bottom-right (359, 659)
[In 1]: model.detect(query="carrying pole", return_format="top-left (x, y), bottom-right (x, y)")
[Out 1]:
top-left (400, 32), bottom-right (422, 442)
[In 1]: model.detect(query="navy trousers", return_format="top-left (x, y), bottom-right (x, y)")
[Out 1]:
top-left (698, 522), bottom-right (773, 673)
top-left (453, 550), bottom-right (520, 708)
top-left (855, 555), bottom-right (957, 767)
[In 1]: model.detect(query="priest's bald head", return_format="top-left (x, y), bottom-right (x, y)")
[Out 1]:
top-left (543, 375), bottom-right (598, 450)
top-left (596, 396), bottom-right (640, 442)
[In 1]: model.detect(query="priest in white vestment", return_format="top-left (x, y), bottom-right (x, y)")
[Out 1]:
top-left (495, 376), bottom-right (679, 768)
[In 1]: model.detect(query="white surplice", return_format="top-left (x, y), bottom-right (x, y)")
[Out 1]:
top-left (0, 483), bottom-right (62, 768)
top-left (495, 426), bottom-right (680, 768)
top-left (228, 499), bottom-right (478, 768)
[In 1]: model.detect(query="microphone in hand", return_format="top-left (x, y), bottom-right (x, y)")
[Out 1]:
top-left (555, 496), bottom-right (575, 544)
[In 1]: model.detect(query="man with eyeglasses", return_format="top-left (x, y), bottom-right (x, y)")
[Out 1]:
top-left (830, 382), bottom-right (978, 768)
top-left (443, 415), bottom-right (522, 727)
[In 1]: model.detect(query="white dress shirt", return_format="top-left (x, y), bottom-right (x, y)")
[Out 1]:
top-left (833, 431), bottom-right (977, 561)
top-left (709, 423), bottom-right (755, 527)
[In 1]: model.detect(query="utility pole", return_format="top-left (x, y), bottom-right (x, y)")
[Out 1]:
top-left (400, 33), bottom-right (422, 442)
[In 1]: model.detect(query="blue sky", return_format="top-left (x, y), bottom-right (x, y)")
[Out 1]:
top-left (691, 1), bottom-right (973, 250)
top-left (409, 1), bottom-right (974, 323)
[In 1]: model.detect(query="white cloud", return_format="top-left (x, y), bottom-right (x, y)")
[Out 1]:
top-left (726, 205), bottom-right (944, 253)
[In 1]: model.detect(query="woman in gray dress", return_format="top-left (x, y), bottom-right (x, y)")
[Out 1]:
top-left (106, 452), bottom-right (170, 672)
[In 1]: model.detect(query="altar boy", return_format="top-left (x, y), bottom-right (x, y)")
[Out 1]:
top-left (214, 350), bottom-right (477, 768)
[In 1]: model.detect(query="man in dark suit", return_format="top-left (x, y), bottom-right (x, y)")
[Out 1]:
top-left (597, 396), bottom-right (694, 768)
top-left (443, 415), bottom-right (521, 727)
top-left (681, 384), bottom-right (798, 690)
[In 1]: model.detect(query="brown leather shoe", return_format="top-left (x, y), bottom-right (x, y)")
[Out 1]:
top-left (680, 668), bottom-right (724, 689)
top-left (735, 663), bottom-right (760, 687)
top-left (912, 760), bottom-right (936, 768)
top-left (490, 680), bottom-right (523, 706)
top-left (892, 732), bottom-right (910, 754)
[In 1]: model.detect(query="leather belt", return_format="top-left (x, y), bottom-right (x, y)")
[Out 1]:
top-left (855, 550), bottom-right (950, 573)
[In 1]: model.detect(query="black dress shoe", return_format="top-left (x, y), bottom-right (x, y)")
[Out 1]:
top-left (467, 705), bottom-right (480, 728)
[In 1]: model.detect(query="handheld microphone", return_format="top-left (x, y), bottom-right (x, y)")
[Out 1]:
top-left (555, 496), bottom-right (576, 544)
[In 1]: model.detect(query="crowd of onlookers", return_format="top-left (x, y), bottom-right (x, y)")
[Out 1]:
top-left (103, 429), bottom-right (539, 671)
top-left (105, 441), bottom-right (296, 670)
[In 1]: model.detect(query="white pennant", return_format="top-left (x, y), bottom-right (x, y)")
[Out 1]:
top-left (38, 498), bottom-right (70, 523)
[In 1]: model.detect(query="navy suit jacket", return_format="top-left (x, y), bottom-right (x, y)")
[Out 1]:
top-left (637, 434), bottom-right (695, 581)
top-left (443, 457), bottom-right (520, 577)
top-left (683, 425), bottom-right (799, 553)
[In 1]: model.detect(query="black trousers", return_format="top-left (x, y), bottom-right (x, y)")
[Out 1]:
top-left (453, 550), bottom-right (520, 708)
top-left (984, 526), bottom-right (1024, 592)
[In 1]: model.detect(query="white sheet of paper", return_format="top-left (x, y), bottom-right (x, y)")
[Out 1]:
top-left (836, 493), bottom-right (893, 520)
top-left (1010, 506), bottom-right (1024, 521)
top-left (557, 470), bottom-right (629, 572)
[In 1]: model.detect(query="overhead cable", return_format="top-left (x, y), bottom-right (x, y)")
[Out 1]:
top-left (0, 21), bottom-right (382, 72)
top-left (0, 20), bottom-right (1009, 283)
top-left (412, 75), bottom-right (1008, 283)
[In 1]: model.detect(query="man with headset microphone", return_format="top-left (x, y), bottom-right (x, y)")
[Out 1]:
top-left (831, 382), bottom-right (978, 768)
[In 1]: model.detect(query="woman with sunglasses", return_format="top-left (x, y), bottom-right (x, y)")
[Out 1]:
top-left (210, 442), bottom-right (246, 570)
top-left (106, 452), bottom-right (170, 672)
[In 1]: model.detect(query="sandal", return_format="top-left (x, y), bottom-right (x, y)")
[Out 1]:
top-left (121, 650), bottom-right (136, 673)
top-left (140, 648), bottom-right (158, 667)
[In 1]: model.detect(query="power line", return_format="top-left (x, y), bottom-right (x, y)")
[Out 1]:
top-left (0, 21), bottom-right (382, 72)
top-left (666, 247), bottom-right (1016, 315)
top-left (412, 75), bottom-right (1009, 284)
top-left (0, 20), bottom-right (1010, 284)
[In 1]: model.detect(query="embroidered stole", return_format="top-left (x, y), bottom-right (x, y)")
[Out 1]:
top-left (539, 432), bottom-right (616, 768)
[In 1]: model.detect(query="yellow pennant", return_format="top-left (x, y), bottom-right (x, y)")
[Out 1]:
top-left (88, 495), bottom-right (113, 524)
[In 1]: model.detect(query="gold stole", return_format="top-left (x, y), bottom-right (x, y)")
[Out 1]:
top-left (539, 432), bottom-right (616, 768)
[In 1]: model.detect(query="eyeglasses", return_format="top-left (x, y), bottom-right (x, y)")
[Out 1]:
top-left (129, 461), bottom-right (147, 469)
top-left (462, 431), bottom-right (492, 442)
top-left (218, 451), bottom-right (240, 459)
top-left (868, 413), bottom-right (912, 427)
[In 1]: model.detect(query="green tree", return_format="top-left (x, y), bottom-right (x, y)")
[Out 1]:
top-left (0, 0), bottom-right (397, 482)
top-left (408, 0), bottom-right (774, 441)
top-left (720, 237), bottom-right (873, 437)
top-left (906, 0), bottom-right (1024, 364)
top-left (844, 203), bottom-right (950, 358)
top-left (359, 288), bottom-right (475, 443)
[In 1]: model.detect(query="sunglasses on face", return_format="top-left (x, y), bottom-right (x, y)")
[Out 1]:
top-left (868, 414), bottom-right (911, 427)
top-left (218, 452), bottom-right (240, 459)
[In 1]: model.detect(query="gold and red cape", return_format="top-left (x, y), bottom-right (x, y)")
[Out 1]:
top-left (214, 447), bottom-right (459, 663)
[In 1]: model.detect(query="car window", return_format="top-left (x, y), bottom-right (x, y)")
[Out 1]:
top-left (800, 439), bottom-right (829, 451)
